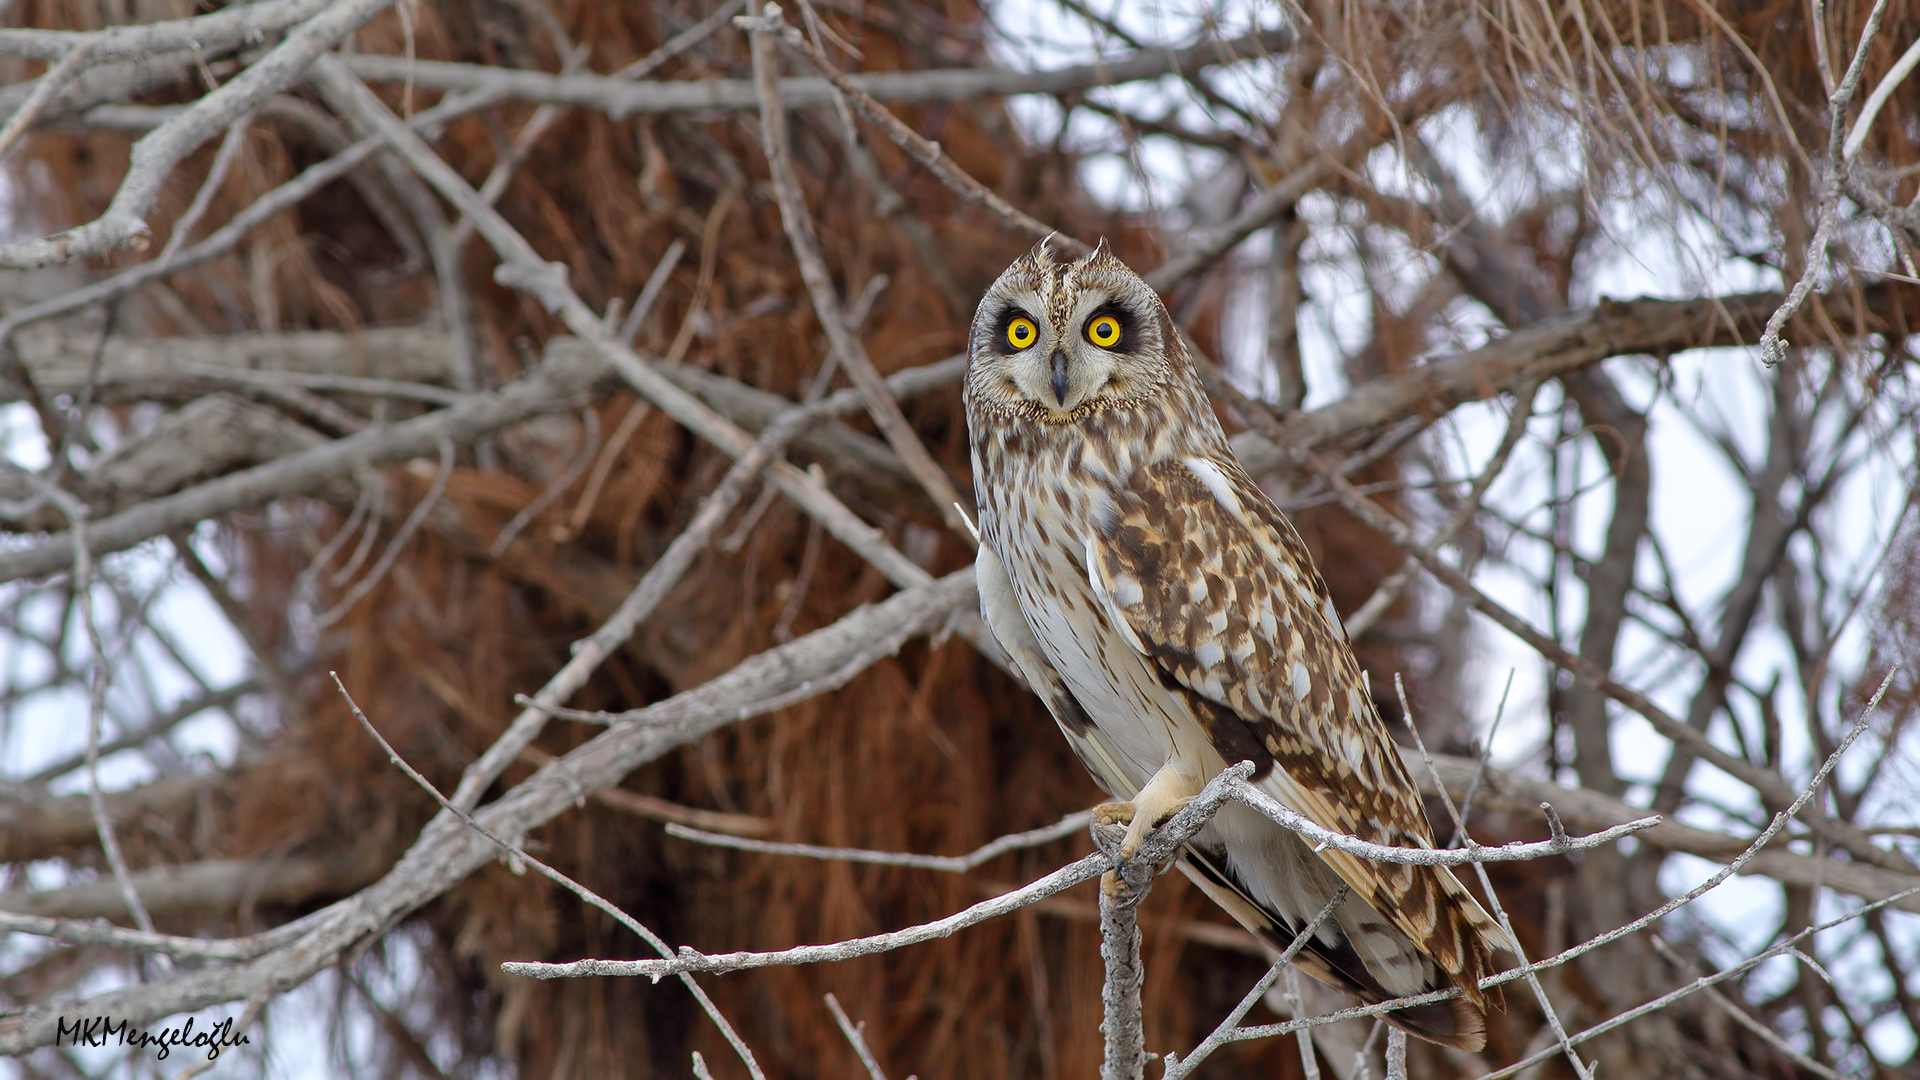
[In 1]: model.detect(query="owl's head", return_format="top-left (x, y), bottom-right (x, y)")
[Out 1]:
top-left (965, 237), bottom-right (1187, 421)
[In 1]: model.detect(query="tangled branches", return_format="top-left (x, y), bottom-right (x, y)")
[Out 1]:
top-left (0, 0), bottom-right (1916, 1076)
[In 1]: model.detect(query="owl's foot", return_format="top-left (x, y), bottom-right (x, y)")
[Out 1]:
top-left (1109, 763), bottom-right (1207, 860)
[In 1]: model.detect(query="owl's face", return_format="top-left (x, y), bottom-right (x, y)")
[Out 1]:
top-left (965, 238), bottom-right (1184, 422)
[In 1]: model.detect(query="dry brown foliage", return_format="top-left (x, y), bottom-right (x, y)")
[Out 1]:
top-left (1, 0), bottom-right (1916, 1077)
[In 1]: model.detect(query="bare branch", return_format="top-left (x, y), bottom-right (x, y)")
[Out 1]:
top-left (0, 0), bottom-right (398, 270)
top-left (0, 567), bottom-right (977, 1054)
top-left (825, 994), bottom-right (892, 1080)
top-left (1345, 380), bottom-right (1538, 638)
top-left (1161, 888), bottom-right (1348, 1079)
top-left (758, 9), bottom-right (1086, 254)
top-left (331, 26), bottom-right (1296, 117)
top-left (0, 0), bottom-right (335, 63)
top-left (506, 762), bottom-right (1260, 981)
top-left (1407, 747), bottom-right (1920, 911)
top-left (663, 812), bottom-right (1090, 871)
top-left (0, 80), bottom-right (502, 364)
top-left (334, 675), bottom-right (769, 1080)
top-left (0, 350), bottom-right (608, 584)
top-left (505, 856), bottom-right (1109, 982)
top-left (1098, 862), bottom-right (1148, 1080)
top-left (0, 853), bottom-right (378, 921)
top-left (1843, 36), bottom-right (1920, 160)
top-left (1758, 0), bottom-right (1895, 365)
top-left (1225, 781), bottom-right (1658, 865)
top-left (0, 913), bottom-right (288, 962)
top-left (0, 41), bottom-right (97, 163)
top-left (747, 10), bottom-right (975, 540)
top-left (1215, 375), bottom-right (1916, 876)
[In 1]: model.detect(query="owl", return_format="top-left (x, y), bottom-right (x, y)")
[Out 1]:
top-left (963, 238), bottom-right (1509, 1050)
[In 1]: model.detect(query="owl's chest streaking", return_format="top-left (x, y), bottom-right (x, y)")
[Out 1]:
top-left (970, 412), bottom-right (1224, 796)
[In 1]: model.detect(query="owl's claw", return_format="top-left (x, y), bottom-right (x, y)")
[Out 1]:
top-left (1094, 764), bottom-right (1206, 861)
top-left (1119, 794), bottom-right (1195, 859)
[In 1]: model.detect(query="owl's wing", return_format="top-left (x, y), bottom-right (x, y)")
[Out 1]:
top-left (1084, 454), bottom-right (1506, 1003)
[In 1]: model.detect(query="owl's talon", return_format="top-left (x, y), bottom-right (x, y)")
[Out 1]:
top-left (1091, 800), bottom-right (1136, 828)
top-left (1119, 794), bottom-right (1195, 859)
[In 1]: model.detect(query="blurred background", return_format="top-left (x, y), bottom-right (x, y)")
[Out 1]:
top-left (0, 0), bottom-right (1917, 1076)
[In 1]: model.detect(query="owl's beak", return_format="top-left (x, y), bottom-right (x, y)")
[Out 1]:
top-left (1050, 349), bottom-right (1070, 405)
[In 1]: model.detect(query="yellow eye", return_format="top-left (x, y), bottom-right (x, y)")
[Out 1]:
top-left (1086, 314), bottom-right (1122, 348)
top-left (1006, 317), bottom-right (1038, 350)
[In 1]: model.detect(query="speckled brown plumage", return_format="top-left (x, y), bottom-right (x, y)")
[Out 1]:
top-left (964, 238), bottom-right (1509, 1050)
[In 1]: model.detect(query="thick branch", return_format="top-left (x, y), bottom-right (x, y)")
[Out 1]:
top-left (1408, 749), bottom-right (1920, 915)
top-left (1228, 283), bottom-right (1917, 475)
top-left (0, 569), bottom-right (977, 1053)
top-left (332, 28), bottom-right (1294, 117)
top-left (0, 349), bottom-right (608, 583)
top-left (0, 853), bottom-right (380, 921)
top-left (0, 0), bottom-right (336, 63)
top-left (0, 0), bottom-right (397, 270)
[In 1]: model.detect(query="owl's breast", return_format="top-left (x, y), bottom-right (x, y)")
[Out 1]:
top-left (974, 433), bottom-right (1218, 794)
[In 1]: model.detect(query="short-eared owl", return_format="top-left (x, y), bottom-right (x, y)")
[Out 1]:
top-left (964, 238), bottom-right (1508, 1049)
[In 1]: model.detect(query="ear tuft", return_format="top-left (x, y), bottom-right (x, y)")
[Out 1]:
top-left (1017, 234), bottom-right (1058, 272)
top-left (1081, 236), bottom-right (1128, 272)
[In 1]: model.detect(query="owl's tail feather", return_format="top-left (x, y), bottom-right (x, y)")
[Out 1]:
top-left (1177, 848), bottom-right (1492, 1053)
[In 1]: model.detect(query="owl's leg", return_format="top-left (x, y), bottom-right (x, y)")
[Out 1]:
top-left (1095, 760), bottom-right (1206, 860)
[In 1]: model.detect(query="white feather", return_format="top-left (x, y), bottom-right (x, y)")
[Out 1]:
top-left (1181, 457), bottom-right (1244, 520)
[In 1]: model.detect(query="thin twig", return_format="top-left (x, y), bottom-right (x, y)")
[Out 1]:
top-left (0, 83), bottom-right (504, 353)
top-left (0, 0), bottom-right (333, 62)
top-left (1211, 372), bottom-right (1915, 876)
top-left (747, 9), bottom-right (976, 542)
top-left (1225, 780), bottom-right (1659, 865)
top-left (505, 763), bottom-right (1260, 980)
top-left (505, 850), bottom-right (1111, 980)
top-left (1345, 380), bottom-right (1539, 638)
top-left (1396, 674), bottom-right (1592, 1080)
top-left (308, 56), bottom-right (943, 609)
top-left (333, 674), bottom-right (768, 1080)
top-left (0, 41), bottom-right (96, 163)
top-left (825, 993), bottom-right (891, 1080)
top-left (1452, 668), bottom-right (1515, 841)
top-left (1647, 935), bottom-right (1843, 1080)
top-left (1843, 35), bottom-right (1920, 160)
top-left (1473, 880), bottom-right (1920, 1080)
top-left (1758, 0), bottom-right (1896, 365)
top-left (0, 911), bottom-right (285, 960)
top-left (617, 238), bottom-right (688, 348)
top-left (330, 26), bottom-right (1295, 119)
top-left (1222, 879), bottom-right (1920, 1049)
top-left (490, 406), bottom-right (600, 554)
top-left (156, 113), bottom-right (253, 262)
top-left (1161, 887), bottom-right (1348, 1079)
top-left (754, 7), bottom-right (1088, 254)
top-left (24, 489), bottom-right (166, 966)
top-left (0, 0), bottom-right (397, 270)
top-left (664, 811), bottom-right (1091, 871)
top-left (313, 438), bottom-right (455, 629)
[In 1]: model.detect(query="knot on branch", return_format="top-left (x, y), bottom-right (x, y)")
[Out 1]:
top-left (733, 4), bottom-right (786, 35)
top-left (492, 260), bottom-right (571, 312)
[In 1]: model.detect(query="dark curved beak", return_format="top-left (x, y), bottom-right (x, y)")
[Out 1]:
top-left (1050, 349), bottom-right (1070, 406)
